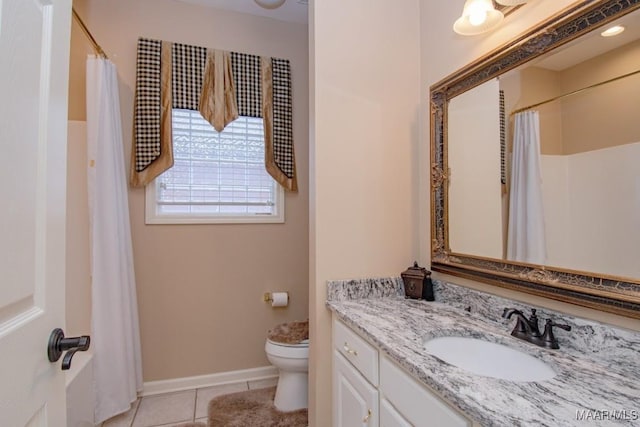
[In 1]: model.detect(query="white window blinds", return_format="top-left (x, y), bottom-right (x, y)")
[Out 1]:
top-left (147, 109), bottom-right (282, 223)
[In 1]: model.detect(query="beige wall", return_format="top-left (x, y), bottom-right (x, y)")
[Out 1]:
top-left (560, 39), bottom-right (640, 154)
top-left (65, 121), bottom-right (91, 337)
top-left (68, 0), bottom-right (91, 121)
top-left (500, 67), bottom-right (565, 155)
top-left (520, 67), bottom-right (564, 155)
top-left (498, 40), bottom-right (640, 157)
top-left (420, 0), bottom-right (639, 333)
top-left (69, 0), bottom-right (309, 381)
top-left (310, 0), bottom-right (420, 425)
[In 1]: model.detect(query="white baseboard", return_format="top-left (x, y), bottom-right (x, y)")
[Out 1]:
top-left (141, 365), bottom-right (278, 397)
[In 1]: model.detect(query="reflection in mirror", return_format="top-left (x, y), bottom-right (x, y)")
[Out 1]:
top-left (447, 7), bottom-right (640, 281)
top-left (448, 78), bottom-right (504, 260)
top-left (432, 1), bottom-right (640, 318)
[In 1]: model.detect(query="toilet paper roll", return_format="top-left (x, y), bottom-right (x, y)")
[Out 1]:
top-left (270, 292), bottom-right (289, 308)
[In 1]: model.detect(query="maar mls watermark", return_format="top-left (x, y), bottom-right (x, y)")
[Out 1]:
top-left (576, 409), bottom-right (639, 421)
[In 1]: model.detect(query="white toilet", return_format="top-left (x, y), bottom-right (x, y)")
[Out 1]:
top-left (265, 321), bottom-right (309, 412)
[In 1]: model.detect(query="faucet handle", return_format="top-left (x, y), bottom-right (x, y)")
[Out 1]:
top-left (541, 319), bottom-right (572, 349)
top-left (548, 320), bottom-right (571, 331)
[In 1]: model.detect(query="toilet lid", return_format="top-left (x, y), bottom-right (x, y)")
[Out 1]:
top-left (267, 320), bottom-right (309, 345)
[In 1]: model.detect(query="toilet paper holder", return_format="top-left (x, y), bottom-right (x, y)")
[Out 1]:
top-left (263, 292), bottom-right (289, 306)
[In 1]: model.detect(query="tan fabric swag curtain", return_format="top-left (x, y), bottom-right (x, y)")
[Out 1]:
top-left (200, 49), bottom-right (238, 133)
top-left (130, 38), bottom-right (297, 191)
top-left (130, 39), bottom-right (173, 188)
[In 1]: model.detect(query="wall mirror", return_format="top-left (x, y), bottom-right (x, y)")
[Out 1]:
top-left (430, 0), bottom-right (640, 318)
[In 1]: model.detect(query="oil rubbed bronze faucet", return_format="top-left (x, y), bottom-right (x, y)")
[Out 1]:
top-left (502, 308), bottom-right (572, 349)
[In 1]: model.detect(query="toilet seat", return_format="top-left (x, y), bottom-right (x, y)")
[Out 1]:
top-left (267, 338), bottom-right (309, 348)
top-left (265, 338), bottom-right (309, 358)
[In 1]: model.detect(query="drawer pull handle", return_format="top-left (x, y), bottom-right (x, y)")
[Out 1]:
top-left (343, 342), bottom-right (358, 356)
top-left (363, 409), bottom-right (372, 423)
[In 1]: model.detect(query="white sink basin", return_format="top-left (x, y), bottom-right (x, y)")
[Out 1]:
top-left (423, 336), bottom-right (556, 382)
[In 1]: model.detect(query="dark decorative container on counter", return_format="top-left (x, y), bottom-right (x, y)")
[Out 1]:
top-left (401, 262), bottom-right (434, 301)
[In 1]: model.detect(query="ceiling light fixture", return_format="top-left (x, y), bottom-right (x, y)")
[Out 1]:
top-left (454, 0), bottom-right (504, 36)
top-left (601, 25), bottom-right (625, 37)
top-left (254, 0), bottom-right (286, 9)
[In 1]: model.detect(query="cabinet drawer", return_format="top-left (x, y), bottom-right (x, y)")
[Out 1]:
top-left (333, 318), bottom-right (379, 386)
top-left (380, 355), bottom-right (471, 427)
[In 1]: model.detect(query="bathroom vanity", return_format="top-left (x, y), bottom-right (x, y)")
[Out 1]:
top-left (333, 316), bottom-right (472, 426)
top-left (326, 277), bottom-right (640, 427)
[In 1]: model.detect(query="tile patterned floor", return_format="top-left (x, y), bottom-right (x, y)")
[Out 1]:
top-left (102, 378), bottom-right (278, 427)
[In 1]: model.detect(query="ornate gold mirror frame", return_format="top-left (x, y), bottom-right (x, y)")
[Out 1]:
top-left (430, 0), bottom-right (640, 319)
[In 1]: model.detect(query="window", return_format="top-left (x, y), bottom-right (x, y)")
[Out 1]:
top-left (145, 110), bottom-right (284, 224)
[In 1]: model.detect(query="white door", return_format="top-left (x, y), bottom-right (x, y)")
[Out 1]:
top-left (0, 0), bottom-right (72, 425)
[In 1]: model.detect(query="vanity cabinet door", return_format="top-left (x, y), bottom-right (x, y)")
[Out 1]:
top-left (380, 398), bottom-right (412, 427)
top-left (380, 355), bottom-right (471, 427)
top-left (334, 350), bottom-right (379, 427)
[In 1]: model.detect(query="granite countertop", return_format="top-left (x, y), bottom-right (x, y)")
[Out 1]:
top-left (327, 292), bottom-right (640, 427)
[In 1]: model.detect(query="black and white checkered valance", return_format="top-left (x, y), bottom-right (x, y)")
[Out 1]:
top-left (172, 43), bottom-right (207, 111)
top-left (231, 52), bottom-right (262, 119)
top-left (133, 38), bottom-right (162, 172)
top-left (132, 37), bottom-right (297, 191)
top-left (272, 58), bottom-right (294, 179)
top-left (500, 90), bottom-right (506, 185)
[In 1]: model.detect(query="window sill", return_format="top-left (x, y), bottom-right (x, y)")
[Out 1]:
top-left (144, 213), bottom-right (285, 225)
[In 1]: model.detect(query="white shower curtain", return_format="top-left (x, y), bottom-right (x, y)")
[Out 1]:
top-left (506, 110), bottom-right (547, 265)
top-left (86, 56), bottom-right (143, 424)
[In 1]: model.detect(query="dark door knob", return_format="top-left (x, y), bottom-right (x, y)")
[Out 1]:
top-left (47, 328), bottom-right (91, 370)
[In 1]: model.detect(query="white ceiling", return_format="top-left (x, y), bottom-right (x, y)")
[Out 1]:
top-left (534, 8), bottom-right (640, 71)
top-left (174, 0), bottom-right (308, 24)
